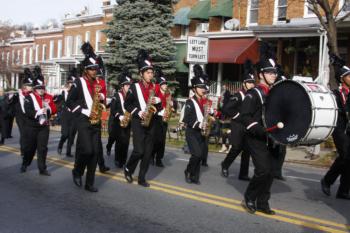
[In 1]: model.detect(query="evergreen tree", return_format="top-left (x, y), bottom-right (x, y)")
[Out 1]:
top-left (105, 0), bottom-right (177, 84)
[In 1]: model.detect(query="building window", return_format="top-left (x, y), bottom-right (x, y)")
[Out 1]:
top-left (247, 0), bottom-right (259, 25)
top-left (12, 50), bottom-right (15, 64)
top-left (60, 71), bottom-right (67, 86)
top-left (96, 30), bottom-right (101, 52)
top-left (23, 48), bottom-right (27, 65)
top-left (339, 0), bottom-right (350, 11)
top-left (75, 35), bottom-right (82, 55)
top-left (274, 0), bottom-right (287, 22)
top-left (180, 25), bottom-right (189, 38)
top-left (1, 52), bottom-right (4, 61)
top-left (17, 50), bottom-right (21, 64)
top-left (65, 36), bottom-right (73, 57)
top-left (42, 44), bottom-right (47, 61)
top-left (29, 48), bottom-right (33, 64)
top-left (35, 45), bottom-right (39, 63)
top-left (304, 0), bottom-right (315, 17)
top-left (85, 31), bottom-right (91, 42)
top-left (6, 52), bottom-right (9, 66)
top-left (49, 40), bottom-right (54, 59)
top-left (57, 40), bottom-right (62, 58)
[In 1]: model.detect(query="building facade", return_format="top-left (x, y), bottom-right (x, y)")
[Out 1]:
top-left (172, 0), bottom-right (350, 96)
top-left (0, 0), bottom-right (114, 94)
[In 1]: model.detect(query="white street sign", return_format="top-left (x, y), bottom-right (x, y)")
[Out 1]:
top-left (186, 36), bottom-right (209, 64)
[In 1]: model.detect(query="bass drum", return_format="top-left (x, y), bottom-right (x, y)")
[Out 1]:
top-left (264, 80), bottom-right (338, 145)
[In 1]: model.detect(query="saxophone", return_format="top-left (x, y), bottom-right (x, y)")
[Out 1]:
top-left (201, 100), bottom-right (215, 137)
top-left (89, 84), bottom-right (106, 125)
top-left (120, 111), bottom-right (131, 128)
top-left (163, 90), bottom-right (173, 123)
top-left (141, 87), bottom-right (157, 127)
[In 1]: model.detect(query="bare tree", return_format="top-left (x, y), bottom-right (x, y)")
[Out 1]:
top-left (306, 0), bottom-right (350, 55)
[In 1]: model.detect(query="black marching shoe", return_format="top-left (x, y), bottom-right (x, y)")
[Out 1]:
top-left (20, 165), bottom-right (27, 173)
top-left (39, 170), bottom-right (51, 176)
top-left (155, 160), bottom-right (164, 168)
top-left (321, 178), bottom-right (331, 196)
top-left (57, 147), bottom-right (62, 155)
top-left (85, 185), bottom-right (98, 192)
top-left (274, 175), bottom-right (286, 181)
top-left (99, 166), bottom-right (110, 173)
top-left (238, 176), bottom-right (251, 181)
top-left (336, 193), bottom-right (350, 200)
top-left (66, 153), bottom-right (73, 158)
top-left (124, 166), bottom-right (133, 183)
top-left (184, 170), bottom-right (192, 184)
top-left (256, 207), bottom-right (276, 215)
top-left (72, 171), bottom-right (82, 187)
top-left (201, 162), bottom-right (209, 167)
top-left (0, 137), bottom-right (4, 145)
top-left (191, 179), bottom-right (201, 185)
top-left (221, 163), bottom-right (229, 177)
top-left (241, 199), bottom-right (256, 214)
top-left (138, 180), bottom-right (150, 188)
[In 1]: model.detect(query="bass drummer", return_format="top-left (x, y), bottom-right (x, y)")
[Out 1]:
top-left (320, 54), bottom-right (350, 200)
top-left (239, 42), bottom-right (278, 215)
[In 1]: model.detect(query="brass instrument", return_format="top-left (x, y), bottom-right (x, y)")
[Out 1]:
top-left (201, 100), bottom-right (215, 137)
top-left (163, 90), bottom-right (174, 123)
top-left (141, 87), bottom-right (157, 127)
top-left (89, 84), bottom-right (106, 125)
top-left (120, 110), bottom-right (131, 128)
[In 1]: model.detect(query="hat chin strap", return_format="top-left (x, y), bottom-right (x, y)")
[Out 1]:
top-left (262, 73), bottom-right (273, 87)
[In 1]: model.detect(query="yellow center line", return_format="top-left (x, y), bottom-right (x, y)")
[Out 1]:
top-left (0, 145), bottom-right (349, 233)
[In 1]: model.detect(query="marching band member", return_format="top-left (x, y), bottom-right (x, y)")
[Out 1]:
top-left (151, 67), bottom-right (172, 167)
top-left (239, 43), bottom-right (278, 215)
top-left (123, 50), bottom-right (162, 187)
top-left (106, 86), bottom-right (118, 156)
top-left (110, 69), bottom-right (132, 168)
top-left (95, 50), bottom-right (110, 173)
top-left (11, 68), bottom-right (34, 153)
top-left (57, 68), bottom-right (77, 157)
top-left (320, 54), bottom-right (350, 200)
top-left (68, 42), bottom-right (106, 192)
top-left (221, 60), bottom-right (255, 181)
top-left (183, 66), bottom-right (210, 185)
top-left (21, 67), bottom-right (57, 175)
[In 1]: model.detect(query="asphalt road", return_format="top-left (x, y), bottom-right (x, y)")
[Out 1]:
top-left (0, 127), bottom-right (349, 233)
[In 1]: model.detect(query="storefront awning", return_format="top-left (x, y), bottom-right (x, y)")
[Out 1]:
top-left (208, 38), bottom-right (259, 64)
top-left (208, 0), bottom-right (233, 18)
top-left (173, 7), bottom-right (191, 26)
top-left (188, 0), bottom-right (211, 20)
top-left (175, 43), bottom-right (189, 73)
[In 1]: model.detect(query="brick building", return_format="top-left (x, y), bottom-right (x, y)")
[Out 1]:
top-left (0, 0), bottom-right (114, 94)
top-left (172, 0), bottom-right (350, 96)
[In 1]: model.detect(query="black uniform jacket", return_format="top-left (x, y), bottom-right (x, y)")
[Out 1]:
top-left (239, 86), bottom-right (267, 139)
top-left (183, 96), bottom-right (204, 130)
top-left (124, 82), bottom-right (162, 120)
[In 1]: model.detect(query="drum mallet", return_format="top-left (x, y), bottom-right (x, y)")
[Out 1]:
top-left (266, 122), bottom-right (284, 132)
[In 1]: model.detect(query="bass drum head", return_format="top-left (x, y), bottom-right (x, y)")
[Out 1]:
top-left (264, 80), bottom-right (312, 145)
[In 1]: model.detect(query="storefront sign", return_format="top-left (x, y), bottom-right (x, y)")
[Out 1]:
top-left (186, 36), bottom-right (209, 64)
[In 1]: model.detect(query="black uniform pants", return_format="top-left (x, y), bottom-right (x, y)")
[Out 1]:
top-left (222, 121), bottom-right (250, 177)
top-left (115, 124), bottom-right (131, 167)
top-left (15, 115), bottom-right (25, 155)
top-left (106, 117), bottom-right (116, 152)
top-left (270, 143), bottom-right (286, 177)
top-left (152, 116), bottom-right (168, 162)
top-left (7, 116), bottom-right (14, 137)
top-left (73, 118), bottom-right (100, 187)
top-left (324, 131), bottom-right (350, 194)
top-left (58, 110), bottom-right (75, 155)
top-left (22, 125), bottom-right (49, 172)
top-left (186, 128), bottom-right (206, 182)
top-left (126, 118), bottom-right (155, 182)
top-left (245, 135), bottom-right (274, 208)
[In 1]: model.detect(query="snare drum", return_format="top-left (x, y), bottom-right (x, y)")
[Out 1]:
top-left (264, 80), bottom-right (338, 145)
